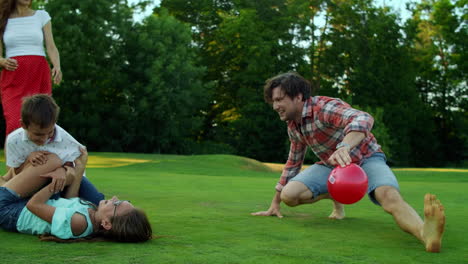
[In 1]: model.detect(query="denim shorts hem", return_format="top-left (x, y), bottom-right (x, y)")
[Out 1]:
top-left (288, 152), bottom-right (399, 206)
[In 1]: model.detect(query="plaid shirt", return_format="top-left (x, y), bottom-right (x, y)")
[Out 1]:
top-left (276, 96), bottom-right (382, 192)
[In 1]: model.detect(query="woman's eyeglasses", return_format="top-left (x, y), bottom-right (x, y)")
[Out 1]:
top-left (113, 200), bottom-right (130, 218)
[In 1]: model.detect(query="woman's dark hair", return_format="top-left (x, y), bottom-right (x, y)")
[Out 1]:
top-left (0, 0), bottom-right (15, 36)
top-left (263, 72), bottom-right (312, 104)
top-left (101, 208), bottom-right (153, 243)
top-left (0, 0), bottom-right (33, 37)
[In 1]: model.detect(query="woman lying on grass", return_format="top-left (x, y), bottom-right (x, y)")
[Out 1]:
top-left (0, 147), bottom-right (152, 242)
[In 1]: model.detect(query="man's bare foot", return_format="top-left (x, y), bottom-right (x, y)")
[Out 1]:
top-left (328, 202), bottom-right (345, 220)
top-left (422, 194), bottom-right (445, 252)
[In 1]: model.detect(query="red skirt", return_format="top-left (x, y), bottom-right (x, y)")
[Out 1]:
top-left (0, 55), bottom-right (52, 136)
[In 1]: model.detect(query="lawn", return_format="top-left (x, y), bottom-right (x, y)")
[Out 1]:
top-left (1, 152), bottom-right (467, 264)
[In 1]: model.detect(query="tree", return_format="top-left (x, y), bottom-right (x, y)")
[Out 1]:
top-left (280, 1), bottom-right (432, 164)
top-left (43, 0), bottom-right (210, 154)
top-left (159, 0), bottom-right (448, 165)
top-left (405, 0), bottom-right (467, 165)
top-left (44, 0), bottom-right (135, 151)
top-left (161, 0), bottom-right (308, 162)
top-left (123, 9), bottom-right (212, 153)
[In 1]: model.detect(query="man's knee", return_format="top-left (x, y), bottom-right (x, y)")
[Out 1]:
top-left (281, 191), bottom-right (299, 207)
top-left (375, 186), bottom-right (402, 213)
top-left (281, 181), bottom-right (310, 207)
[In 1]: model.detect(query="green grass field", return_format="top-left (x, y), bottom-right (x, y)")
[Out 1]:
top-left (1, 153), bottom-right (467, 264)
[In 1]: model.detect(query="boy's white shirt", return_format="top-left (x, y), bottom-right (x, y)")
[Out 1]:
top-left (5, 124), bottom-right (84, 168)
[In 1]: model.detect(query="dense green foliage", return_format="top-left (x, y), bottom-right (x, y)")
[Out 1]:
top-left (404, 0), bottom-right (467, 165)
top-left (0, 0), bottom-right (465, 166)
top-left (1, 152), bottom-right (467, 263)
top-left (158, 0), bottom-right (466, 166)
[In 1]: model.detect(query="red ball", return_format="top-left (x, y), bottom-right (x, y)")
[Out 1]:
top-left (327, 163), bottom-right (368, 204)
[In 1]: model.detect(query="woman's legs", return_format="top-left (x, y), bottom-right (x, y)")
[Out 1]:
top-left (3, 153), bottom-right (62, 198)
top-left (0, 168), bottom-right (15, 186)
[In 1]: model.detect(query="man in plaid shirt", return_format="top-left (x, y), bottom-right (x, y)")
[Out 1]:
top-left (252, 72), bottom-right (445, 253)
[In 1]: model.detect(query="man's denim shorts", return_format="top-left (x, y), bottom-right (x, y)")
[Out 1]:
top-left (290, 152), bottom-right (400, 205)
top-left (0, 187), bottom-right (28, 232)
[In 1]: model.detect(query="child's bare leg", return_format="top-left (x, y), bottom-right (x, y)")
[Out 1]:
top-left (3, 154), bottom-right (62, 198)
top-left (329, 200), bottom-right (345, 220)
top-left (422, 194), bottom-right (445, 252)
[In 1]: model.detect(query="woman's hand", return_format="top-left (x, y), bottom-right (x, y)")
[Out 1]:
top-left (75, 147), bottom-right (88, 168)
top-left (64, 165), bottom-right (78, 185)
top-left (41, 168), bottom-right (66, 193)
top-left (0, 58), bottom-right (18, 71)
top-left (51, 66), bottom-right (62, 84)
top-left (64, 147), bottom-right (87, 198)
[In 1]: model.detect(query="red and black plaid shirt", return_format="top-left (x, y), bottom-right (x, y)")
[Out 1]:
top-left (276, 96), bottom-right (382, 191)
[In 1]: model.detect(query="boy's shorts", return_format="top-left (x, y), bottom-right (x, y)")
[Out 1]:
top-left (290, 152), bottom-right (399, 205)
top-left (0, 187), bottom-right (28, 232)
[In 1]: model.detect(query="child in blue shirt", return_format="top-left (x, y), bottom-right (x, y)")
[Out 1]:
top-left (0, 146), bottom-right (152, 242)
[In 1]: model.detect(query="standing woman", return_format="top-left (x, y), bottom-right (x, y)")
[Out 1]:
top-left (0, 0), bottom-right (62, 136)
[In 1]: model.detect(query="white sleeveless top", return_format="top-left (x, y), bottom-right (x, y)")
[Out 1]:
top-left (3, 10), bottom-right (51, 58)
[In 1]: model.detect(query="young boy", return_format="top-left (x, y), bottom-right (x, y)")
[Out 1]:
top-left (2, 94), bottom-right (104, 204)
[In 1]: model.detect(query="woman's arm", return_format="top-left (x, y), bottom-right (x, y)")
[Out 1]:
top-left (26, 183), bottom-right (57, 223)
top-left (43, 21), bottom-right (62, 85)
top-left (0, 41), bottom-right (5, 68)
top-left (62, 165), bottom-right (83, 198)
top-left (63, 147), bottom-right (88, 198)
top-left (27, 181), bottom-right (88, 236)
top-left (0, 41), bottom-right (18, 71)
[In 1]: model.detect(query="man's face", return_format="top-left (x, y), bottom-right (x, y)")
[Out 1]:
top-left (271, 86), bottom-right (302, 122)
top-left (23, 122), bottom-right (55, 146)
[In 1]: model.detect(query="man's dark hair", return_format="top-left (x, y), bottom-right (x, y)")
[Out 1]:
top-left (21, 94), bottom-right (60, 128)
top-left (263, 72), bottom-right (313, 104)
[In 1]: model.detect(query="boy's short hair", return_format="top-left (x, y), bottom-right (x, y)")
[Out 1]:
top-left (263, 72), bottom-right (312, 104)
top-left (21, 94), bottom-right (60, 128)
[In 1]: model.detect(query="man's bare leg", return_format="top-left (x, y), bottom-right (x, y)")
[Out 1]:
top-left (375, 186), bottom-right (445, 252)
top-left (329, 200), bottom-right (345, 220)
top-left (281, 181), bottom-right (346, 219)
top-left (422, 194), bottom-right (445, 252)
